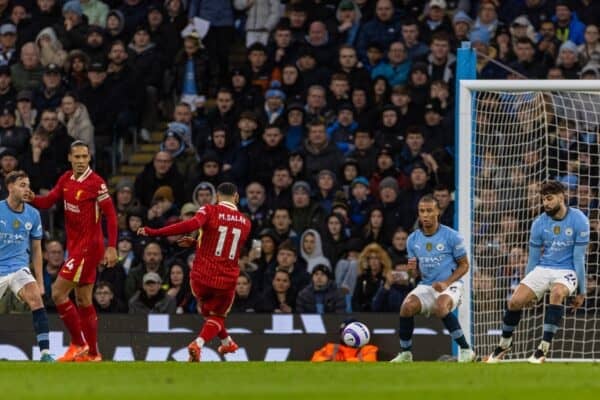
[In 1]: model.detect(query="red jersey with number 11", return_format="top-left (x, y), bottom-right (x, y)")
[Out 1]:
top-left (147, 201), bottom-right (251, 290)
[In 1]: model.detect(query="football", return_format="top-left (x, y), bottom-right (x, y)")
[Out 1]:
top-left (341, 321), bottom-right (371, 348)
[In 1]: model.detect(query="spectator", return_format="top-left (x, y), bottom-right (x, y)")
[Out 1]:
top-left (159, 123), bottom-right (197, 181)
top-left (474, 0), bottom-right (500, 38)
top-left (240, 181), bottom-right (270, 238)
top-left (94, 282), bottom-right (127, 313)
top-left (470, 27), bottom-right (507, 79)
top-left (290, 180), bottom-right (325, 234)
top-left (14, 90), bottom-right (37, 132)
top-left (335, 0), bottom-right (362, 46)
top-left (360, 207), bottom-right (387, 246)
top-left (578, 24), bottom-right (600, 65)
top-left (173, 32), bottom-right (211, 113)
top-left (388, 227), bottom-right (409, 265)
top-left (313, 169), bottom-right (337, 214)
top-left (191, 181), bottom-right (216, 207)
top-left (97, 252), bottom-right (127, 303)
top-left (164, 0), bottom-right (187, 33)
top-left (231, 271), bottom-right (260, 313)
top-left (128, 271), bottom-right (177, 314)
top-left (400, 18), bottom-right (429, 62)
top-left (35, 27), bottom-right (67, 68)
top-left (265, 239), bottom-right (310, 293)
top-left (125, 241), bottom-right (167, 300)
top-left (356, 0), bottom-right (401, 63)
top-left (321, 212), bottom-right (348, 268)
top-left (105, 9), bottom-right (127, 44)
top-left (302, 120), bottom-right (344, 182)
top-left (42, 239), bottom-right (65, 311)
top-left (270, 207), bottom-right (298, 245)
top-left (451, 11), bottom-right (472, 49)
top-left (188, 0), bottom-right (235, 85)
top-left (18, 128), bottom-right (58, 195)
top-left (245, 228), bottom-right (279, 292)
top-left (336, 45), bottom-right (370, 89)
top-left (37, 108), bottom-right (73, 173)
top-left (116, 230), bottom-right (137, 275)
top-left (353, 242), bottom-right (391, 311)
top-left (372, 41), bottom-right (411, 87)
top-left (557, 40), bottom-right (582, 78)
top-left (82, 25), bottom-right (108, 65)
top-left (234, 0), bottom-right (281, 47)
top-left (0, 65), bottom-right (15, 105)
top-left (306, 20), bottom-right (336, 67)
top-left (300, 228), bottom-right (331, 274)
top-left (433, 184), bottom-right (454, 227)
top-left (371, 255), bottom-right (413, 312)
top-left (258, 269), bottom-right (296, 313)
top-left (553, 0), bottom-right (585, 45)
top-left (267, 165), bottom-right (293, 210)
top-left (369, 145), bottom-right (409, 199)
top-left (81, 0), bottom-right (109, 28)
top-left (57, 92), bottom-right (95, 154)
top-left (134, 151), bottom-right (185, 208)
top-left (10, 42), bottom-right (44, 92)
top-left (296, 264), bottom-right (345, 314)
top-left (334, 237), bottom-right (362, 312)
top-left (288, 150), bottom-right (308, 182)
top-left (0, 147), bottom-right (18, 198)
top-left (248, 124), bottom-right (288, 187)
top-left (0, 102), bottom-right (29, 154)
top-left (55, 0), bottom-right (89, 51)
top-left (510, 37), bottom-right (547, 78)
top-left (165, 259), bottom-right (193, 314)
top-left (0, 23), bottom-right (17, 66)
top-left (33, 63), bottom-right (67, 111)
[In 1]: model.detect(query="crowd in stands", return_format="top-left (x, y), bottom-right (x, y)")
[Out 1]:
top-left (0, 0), bottom-right (599, 315)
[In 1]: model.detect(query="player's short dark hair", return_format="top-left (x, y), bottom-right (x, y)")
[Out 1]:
top-left (540, 180), bottom-right (566, 196)
top-left (418, 194), bottom-right (440, 208)
top-left (5, 170), bottom-right (28, 186)
top-left (70, 140), bottom-right (89, 152)
top-left (217, 182), bottom-right (238, 196)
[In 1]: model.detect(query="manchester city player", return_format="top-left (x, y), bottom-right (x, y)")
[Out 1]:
top-left (391, 195), bottom-right (475, 362)
top-left (0, 170), bottom-right (53, 361)
top-left (486, 181), bottom-right (589, 364)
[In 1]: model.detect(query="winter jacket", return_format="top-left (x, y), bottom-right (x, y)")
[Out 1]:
top-left (299, 229), bottom-right (332, 274)
top-left (355, 17), bottom-right (402, 62)
top-left (552, 12), bottom-right (586, 45)
top-left (188, 0), bottom-right (234, 26)
top-left (296, 281), bottom-right (346, 314)
top-left (35, 27), bottom-right (68, 68)
top-left (301, 140), bottom-right (345, 183)
top-left (57, 104), bottom-right (95, 154)
top-left (134, 162), bottom-right (186, 208)
top-left (10, 63), bottom-right (44, 92)
top-left (128, 290), bottom-right (176, 314)
top-left (234, 0), bottom-right (281, 33)
top-left (173, 49), bottom-right (213, 97)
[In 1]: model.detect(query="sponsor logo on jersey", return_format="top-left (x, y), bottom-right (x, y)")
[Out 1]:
top-left (63, 201), bottom-right (81, 213)
top-left (565, 228), bottom-right (573, 236)
top-left (553, 225), bottom-right (560, 235)
top-left (426, 242), bottom-right (432, 252)
top-left (436, 243), bottom-right (444, 251)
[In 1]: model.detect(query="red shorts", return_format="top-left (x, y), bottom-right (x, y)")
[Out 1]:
top-left (59, 252), bottom-right (103, 285)
top-left (190, 279), bottom-right (235, 317)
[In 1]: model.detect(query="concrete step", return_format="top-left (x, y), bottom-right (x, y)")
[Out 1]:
top-left (129, 152), bottom-right (154, 165)
top-left (140, 143), bottom-right (160, 152)
top-left (119, 164), bottom-right (144, 175)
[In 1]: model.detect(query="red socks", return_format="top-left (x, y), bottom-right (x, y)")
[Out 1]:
top-left (56, 300), bottom-right (86, 347)
top-left (199, 317), bottom-right (225, 343)
top-left (78, 304), bottom-right (99, 356)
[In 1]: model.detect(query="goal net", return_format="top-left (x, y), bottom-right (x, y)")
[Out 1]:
top-left (457, 81), bottom-right (600, 361)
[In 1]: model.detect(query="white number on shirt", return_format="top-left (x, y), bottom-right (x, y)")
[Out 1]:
top-left (215, 226), bottom-right (242, 260)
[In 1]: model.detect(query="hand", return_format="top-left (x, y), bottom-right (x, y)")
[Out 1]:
top-left (137, 227), bottom-right (148, 236)
top-left (279, 303), bottom-right (292, 313)
top-left (64, 18), bottom-right (74, 31)
top-left (338, 20), bottom-right (353, 32)
top-left (571, 294), bottom-right (585, 313)
top-left (275, 48), bottom-right (285, 62)
top-left (24, 189), bottom-right (35, 202)
top-left (177, 236), bottom-right (197, 248)
top-left (432, 281), bottom-right (448, 292)
top-left (421, 153), bottom-right (438, 172)
top-left (103, 246), bottom-right (118, 268)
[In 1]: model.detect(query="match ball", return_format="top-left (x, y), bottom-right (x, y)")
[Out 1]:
top-left (342, 321), bottom-right (371, 348)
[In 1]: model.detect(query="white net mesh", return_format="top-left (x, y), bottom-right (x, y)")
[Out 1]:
top-left (471, 90), bottom-right (600, 360)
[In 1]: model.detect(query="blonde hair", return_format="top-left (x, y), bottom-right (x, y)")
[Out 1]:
top-left (358, 243), bottom-right (392, 275)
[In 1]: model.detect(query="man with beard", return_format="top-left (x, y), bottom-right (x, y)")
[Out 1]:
top-left (486, 181), bottom-right (590, 364)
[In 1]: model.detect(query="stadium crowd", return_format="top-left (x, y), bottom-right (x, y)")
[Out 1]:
top-left (0, 0), bottom-right (599, 315)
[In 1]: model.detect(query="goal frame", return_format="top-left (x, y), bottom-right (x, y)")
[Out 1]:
top-left (457, 79), bottom-right (600, 361)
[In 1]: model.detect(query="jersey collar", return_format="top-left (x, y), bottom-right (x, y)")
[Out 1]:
top-left (71, 167), bottom-right (92, 182)
top-left (218, 201), bottom-right (238, 211)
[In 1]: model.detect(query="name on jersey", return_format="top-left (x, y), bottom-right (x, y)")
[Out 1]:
top-left (218, 213), bottom-right (247, 224)
top-left (0, 232), bottom-right (25, 244)
top-left (63, 201), bottom-right (80, 213)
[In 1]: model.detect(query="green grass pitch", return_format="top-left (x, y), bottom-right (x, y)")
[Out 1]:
top-left (2, 362), bottom-right (599, 399)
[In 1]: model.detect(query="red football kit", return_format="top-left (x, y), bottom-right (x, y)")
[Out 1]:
top-left (145, 201), bottom-right (251, 316)
top-left (31, 167), bottom-right (118, 284)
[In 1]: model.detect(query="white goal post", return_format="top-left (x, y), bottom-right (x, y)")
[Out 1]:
top-left (458, 80), bottom-right (600, 361)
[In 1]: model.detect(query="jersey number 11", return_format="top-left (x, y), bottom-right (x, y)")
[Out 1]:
top-left (215, 226), bottom-right (242, 260)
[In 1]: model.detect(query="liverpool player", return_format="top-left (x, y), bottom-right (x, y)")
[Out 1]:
top-left (138, 182), bottom-right (251, 362)
top-left (27, 141), bottom-right (118, 362)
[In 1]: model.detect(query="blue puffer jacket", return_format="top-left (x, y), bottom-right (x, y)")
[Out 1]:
top-left (188, 0), bottom-right (234, 27)
top-left (552, 11), bottom-right (586, 45)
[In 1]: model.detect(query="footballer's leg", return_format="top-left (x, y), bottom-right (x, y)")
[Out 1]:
top-left (390, 295), bottom-right (422, 362)
top-left (52, 276), bottom-right (88, 362)
top-left (529, 283), bottom-right (570, 364)
top-left (74, 283), bottom-right (102, 362)
top-left (487, 284), bottom-right (537, 363)
top-left (434, 293), bottom-right (474, 362)
top-left (18, 279), bottom-right (53, 362)
top-left (216, 289), bottom-right (238, 355)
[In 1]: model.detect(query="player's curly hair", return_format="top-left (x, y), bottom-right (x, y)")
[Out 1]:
top-left (540, 180), bottom-right (566, 196)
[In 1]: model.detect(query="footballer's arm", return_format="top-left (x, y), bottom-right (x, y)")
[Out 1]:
top-left (433, 257), bottom-right (469, 292)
